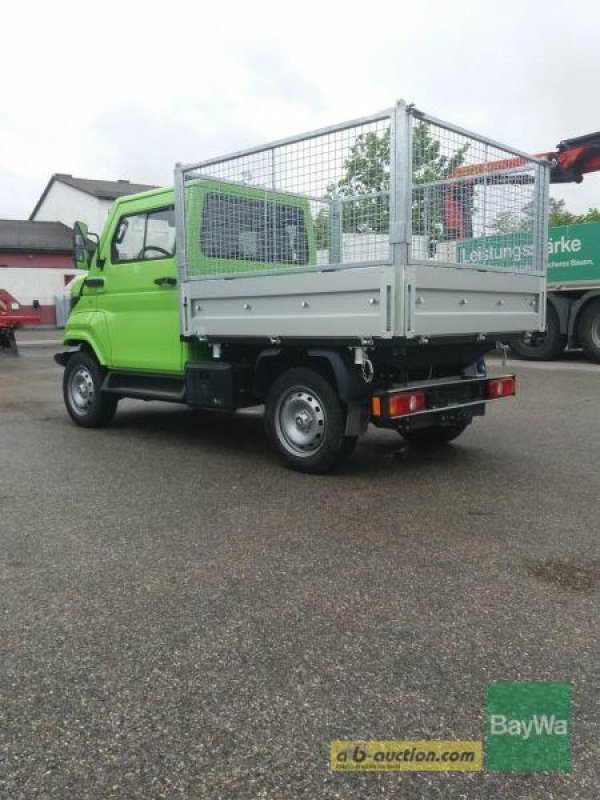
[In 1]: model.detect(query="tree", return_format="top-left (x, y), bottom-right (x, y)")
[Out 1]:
top-left (315, 123), bottom-right (469, 248)
top-left (336, 129), bottom-right (391, 235)
top-left (548, 198), bottom-right (600, 227)
top-left (488, 197), bottom-right (600, 235)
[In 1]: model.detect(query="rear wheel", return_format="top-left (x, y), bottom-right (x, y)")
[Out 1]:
top-left (63, 352), bottom-right (118, 428)
top-left (400, 423), bottom-right (469, 445)
top-left (577, 299), bottom-right (600, 363)
top-left (265, 367), bottom-right (357, 473)
top-left (511, 303), bottom-right (565, 361)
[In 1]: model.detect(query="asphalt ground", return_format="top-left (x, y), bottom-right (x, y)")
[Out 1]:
top-left (1, 343), bottom-right (598, 799)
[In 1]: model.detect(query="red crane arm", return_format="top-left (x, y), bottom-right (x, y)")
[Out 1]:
top-left (544, 132), bottom-right (600, 183)
top-left (440, 132), bottom-right (600, 239)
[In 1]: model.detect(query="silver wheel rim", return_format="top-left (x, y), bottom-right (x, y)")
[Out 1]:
top-left (274, 386), bottom-right (326, 458)
top-left (68, 366), bottom-right (95, 416)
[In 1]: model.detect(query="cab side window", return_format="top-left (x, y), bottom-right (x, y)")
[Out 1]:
top-left (111, 207), bottom-right (176, 263)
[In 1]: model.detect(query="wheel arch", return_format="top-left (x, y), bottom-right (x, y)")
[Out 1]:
top-left (56, 335), bottom-right (107, 367)
top-left (253, 346), bottom-right (369, 403)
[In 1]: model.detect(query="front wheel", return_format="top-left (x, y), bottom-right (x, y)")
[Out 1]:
top-left (63, 352), bottom-right (118, 428)
top-left (265, 367), bottom-right (356, 473)
top-left (400, 423), bottom-right (469, 445)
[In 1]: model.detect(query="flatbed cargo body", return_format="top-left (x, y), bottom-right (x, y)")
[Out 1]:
top-left (181, 263), bottom-right (543, 343)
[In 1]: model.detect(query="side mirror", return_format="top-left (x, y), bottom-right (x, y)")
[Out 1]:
top-left (73, 221), bottom-right (91, 269)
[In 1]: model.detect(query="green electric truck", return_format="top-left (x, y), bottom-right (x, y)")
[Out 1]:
top-left (55, 102), bottom-right (549, 472)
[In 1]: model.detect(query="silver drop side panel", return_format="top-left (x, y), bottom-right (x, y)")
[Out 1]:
top-left (183, 266), bottom-right (396, 340)
top-left (183, 264), bottom-right (543, 340)
top-left (404, 265), bottom-right (543, 337)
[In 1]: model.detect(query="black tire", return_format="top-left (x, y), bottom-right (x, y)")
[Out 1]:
top-left (264, 367), bottom-right (357, 473)
top-left (63, 352), bottom-right (118, 428)
top-left (510, 303), bottom-right (565, 361)
top-left (577, 299), bottom-right (600, 363)
top-left (400, 423), bottom-right (469, 445)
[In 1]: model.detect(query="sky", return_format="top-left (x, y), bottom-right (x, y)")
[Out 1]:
top-left (2, 0), bottom-right (599, 221)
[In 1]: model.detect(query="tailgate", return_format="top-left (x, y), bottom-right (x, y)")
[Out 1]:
top-left (402, 264), bottom-right (544, 338)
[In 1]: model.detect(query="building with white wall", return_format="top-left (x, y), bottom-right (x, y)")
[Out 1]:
top-left (0, 174), bottom-right (157, 326)
top-left (30, 174), bottom-right (157, 233)
top-left (0, 220), bottom-right (77, 325)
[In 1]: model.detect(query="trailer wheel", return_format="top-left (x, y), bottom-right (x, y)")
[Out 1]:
top-left (63, 352), bottom-right (118, 428)
top-left (510, 304), bottom-right (565, 361)
top-left (400, 423), bottom-right (469, 445)
top-left (577, 299), bottom-right (600, 363)
top-left (265, 367), bottom-right (356, 473)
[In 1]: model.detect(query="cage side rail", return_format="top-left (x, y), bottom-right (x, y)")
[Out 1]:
top-left (179, 109), bottom-right (395, 174)
top-left (409, 107), bottom-right (549, 166)
top-left (413, 165), bottom-right (536, 191)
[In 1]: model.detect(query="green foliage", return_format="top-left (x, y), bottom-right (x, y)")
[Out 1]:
top-left (411, 123), bottom-right (469, 237)
top-left (336, 129), bottom-right (391, 234)
top-left (489, 197), bottom-right (600, 235)
top-left (548, 198), bottom-right (600, 227)
top-left (314, 123), bottom-right (469, 248)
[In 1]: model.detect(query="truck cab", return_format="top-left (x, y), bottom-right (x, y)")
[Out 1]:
top-left (66, 188), bottom-right (182, 373)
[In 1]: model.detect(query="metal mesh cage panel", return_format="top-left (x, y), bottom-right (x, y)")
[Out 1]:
top-left (410, 114), bottom-right (544, 273)
top-left (179, 113), bottom-right (392, 277)
top-left (176, 104), bottom-right (547, 280)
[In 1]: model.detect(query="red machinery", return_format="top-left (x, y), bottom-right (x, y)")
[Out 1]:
top-left (0, 290), bottom-right (40, 355)
top-left (443, 131), bottom-right (600, 239)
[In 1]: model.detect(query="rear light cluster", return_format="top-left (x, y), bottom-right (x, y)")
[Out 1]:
top-left (387, 391), bottom-right (426, 417)
top-left (486, 376), bottom-right (516, 399)
top-left (371, 390), bottom-right (426, 419)
top-left (371, 376), bottom-right (517, 419)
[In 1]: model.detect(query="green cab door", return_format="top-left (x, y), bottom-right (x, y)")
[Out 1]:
top-left (98, 204), bottom-right (183, 373)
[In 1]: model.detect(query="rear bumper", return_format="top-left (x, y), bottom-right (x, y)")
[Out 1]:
top-left (371, 374), bottom-right (516, 429)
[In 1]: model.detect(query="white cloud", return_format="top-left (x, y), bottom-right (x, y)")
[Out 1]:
top-left (2, 0), bottom-right (599, 218)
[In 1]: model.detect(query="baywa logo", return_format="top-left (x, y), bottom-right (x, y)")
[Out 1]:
top-left (490, 712), bottom-right (568, 740)
top-left (485, 682), bottom-right (571, 772)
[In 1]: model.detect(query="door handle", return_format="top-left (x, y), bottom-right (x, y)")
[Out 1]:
top-left (154, 277), bottom-right (177, 287)
top-left (84, 277), bottom-right (104, 288)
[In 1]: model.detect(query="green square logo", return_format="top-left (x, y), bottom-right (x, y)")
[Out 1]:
top-left (485, 682), bottom-right (571, 772)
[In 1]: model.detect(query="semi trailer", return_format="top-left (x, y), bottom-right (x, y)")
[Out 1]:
top-left (55, 101), bottom-right (549, 472)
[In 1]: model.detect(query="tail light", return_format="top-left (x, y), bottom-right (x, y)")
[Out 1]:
top-left (486, 376), bottom-right (516, 399)
top-left (372, 390), bottom-right (427, 418)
